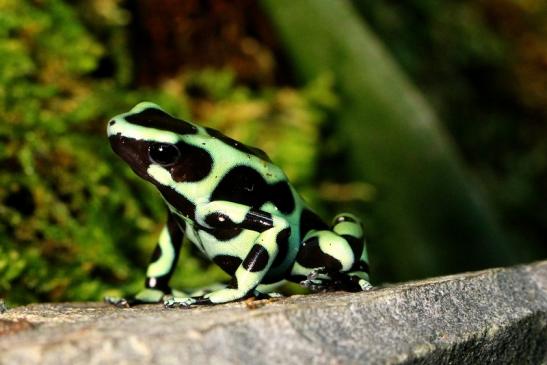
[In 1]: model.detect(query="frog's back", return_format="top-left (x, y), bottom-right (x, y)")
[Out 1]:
top-left (184, 126), bottom-right (298, 216)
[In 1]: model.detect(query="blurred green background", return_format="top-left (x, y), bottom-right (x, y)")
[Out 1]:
top-left (0, 0), bottom-right (545, 305)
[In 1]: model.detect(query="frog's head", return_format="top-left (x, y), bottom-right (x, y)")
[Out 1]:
top-left (107, 102), bottom-right (199, 184)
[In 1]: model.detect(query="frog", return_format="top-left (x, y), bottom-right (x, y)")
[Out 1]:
top-left (106, 102), bottom-right (371, 308)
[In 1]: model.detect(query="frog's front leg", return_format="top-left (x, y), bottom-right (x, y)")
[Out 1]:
top-left (107, 210), bottom-right (184, 307)
top-left (165, 201), bottom-right (289, 308)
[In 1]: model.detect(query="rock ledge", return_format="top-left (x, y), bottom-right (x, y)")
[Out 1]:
top-left (1, 261), bottom-right (546, 364)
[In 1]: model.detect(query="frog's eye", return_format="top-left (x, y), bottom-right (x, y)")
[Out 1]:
top-left (148, 143), bottom-right (180, 166)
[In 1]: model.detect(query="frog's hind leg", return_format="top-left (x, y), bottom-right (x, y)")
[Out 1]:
top-left (291, 213), bottom-right (371, 292)
top-left (331, 213), bottom-right (371, 290)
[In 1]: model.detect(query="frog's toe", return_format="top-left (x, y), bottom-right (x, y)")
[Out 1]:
top-left (299, 278), bottom-right (329, 292)
top-left (105, 295), bottom-right (160, 307)
top-left (164, 296), bottom-right (196, 308)
top-left (256, 290), bottom-right (284, 299)
top-left (299, 267), bottom-right (331, 291)
top-left (358, 279), bottom-right (373, 291)
top-left (252, 289), bottom-right (283, 300)
top-left (104, 296), bottom-right (131, 308)
top-left (104, 296), bottom-right (159, 307)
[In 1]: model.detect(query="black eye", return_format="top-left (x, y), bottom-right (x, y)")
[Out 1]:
top-left (148, 143), bottom-right (180, 166)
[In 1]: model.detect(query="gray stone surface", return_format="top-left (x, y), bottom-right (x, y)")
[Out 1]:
top-left (1, 261), bottom-right (546, 364)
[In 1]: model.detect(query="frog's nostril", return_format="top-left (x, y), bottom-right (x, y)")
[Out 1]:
top-left (109, 120), bottom-right (116, 126)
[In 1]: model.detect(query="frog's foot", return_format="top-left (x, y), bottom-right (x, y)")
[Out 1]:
top-left (104, 296), bottom-right (132, 308)
top-left (163, 283), bottom-right (228, 307)
top-left (300, 279), bottom-right (330, 292)
top-left (252, 289), bottom-right (283, 300)
top-left (164, 296), bottom-right (196, 308)
top-left (299, 267), bottom-right (332, 292)
top-left (166, 287), bottom-right (265, 308)
top-left (358, 279), bottom-right (373, 291)
top-left (165, 288), bottom-right (281, 308)
top-left (164, 295), bottom-right (213, 308)
top-left (332, 271), bottom-right (373, 292)
top-left (106, 288), bottom-right (185, 308)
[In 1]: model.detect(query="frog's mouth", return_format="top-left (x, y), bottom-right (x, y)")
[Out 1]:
top-left (109, 134), bottom-right (154, 183)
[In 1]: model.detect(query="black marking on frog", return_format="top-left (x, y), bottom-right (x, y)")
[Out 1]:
top-left (359, 261), bottom-right (370, 274)
top-left (296, 236), bottom-right (342, 272)
top-left (242, 244), bottom-right (270, 272)
top-left (172, 214), bottom-right (188, 232)
top-left (149, 244), bottom-right (162, 263)
top-left (145, 274), bottom-right (171, 292)
top-left (227, 275), bottom-right (239, 290)
top-left (243, 210), bottom-right (273, 233)
top-left (170, 142), bottom-right (213, 182)
top-left (202, 212), bottom-right (252, 242)
top-left (109, 135), bottom-right (154, 182)
top-left (270, 181), bottom-right (295, 214)
top-left (126, 107), bottom-right (197, 135)
top-left (272, 227), bottom-right (291, 267)
top-left (145, 213), bottom-right (184, 292)
top-left (211, 166), bottom-right (269, 208)
top-left (341, 234), bottom-right (364, 267)
top-left (204, 212), bottom-right (234, 228)
top-left (210, 227), bottom-right (244, 241)
top-left (195, 219), bottom-right (243, 242)
top-left (258, 227), bottom-right (292, 284)
top-left (167, 212), bottom-right (185, 247)
top-left (211, 166), bottom-right (296, 216)
top-left (299, 209), bottom-right (328, 240)
top-left (213, 255), bottom-right (243, 276)
top-left (158, 185), bottom-right (196, 219)
top-left (205, 127), bottom-right (270, 162)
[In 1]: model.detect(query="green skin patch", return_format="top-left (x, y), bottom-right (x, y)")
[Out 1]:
top-left (106, 102), bottom-right (371, 307)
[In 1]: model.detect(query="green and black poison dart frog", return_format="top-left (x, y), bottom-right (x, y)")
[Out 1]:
top-left (106, 102), bottom-right (371, 308)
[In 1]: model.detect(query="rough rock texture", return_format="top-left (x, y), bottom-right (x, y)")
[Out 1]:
top-left (1, 261), bottom-right (546, 365)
